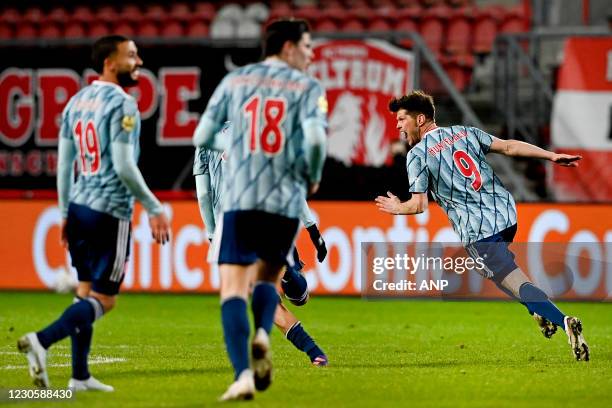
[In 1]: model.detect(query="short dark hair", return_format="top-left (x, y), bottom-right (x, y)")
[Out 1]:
top-left (91, 35), bottom-right (129, 73)
top-left (263, 18), bottom-right (310, 57)
top-left (388, 90), bottom-right (435, 120)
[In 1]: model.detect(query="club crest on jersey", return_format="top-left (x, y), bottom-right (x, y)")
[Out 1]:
top-left (122, 115), bottom-right (136, 132)
top-left (317, 96), bottom-right (328, 114)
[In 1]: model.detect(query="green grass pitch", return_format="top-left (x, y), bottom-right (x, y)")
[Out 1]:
top-left (0, 292), bottom-right (610, 407)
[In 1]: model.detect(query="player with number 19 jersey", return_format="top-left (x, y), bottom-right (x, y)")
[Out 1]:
top-left (407, 126), bottom-right (517, 244)
top-left (60, 81), bottom-right (141, 220)
top-left (202, 59), bottom-right (327, 219)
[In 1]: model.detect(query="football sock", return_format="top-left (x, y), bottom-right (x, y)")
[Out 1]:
top-left (221, 297), bottom-right (250, 380)
top-left (70, 295), bottom-right (95, 380)
top-left (286, 322), bottom-right (325, 362)
top-left (37, 297), bottom-right (103, 350)
top-left (251, 281), bottom-right (278, 334)
top-left (519, 283), bottom-right (565, 328)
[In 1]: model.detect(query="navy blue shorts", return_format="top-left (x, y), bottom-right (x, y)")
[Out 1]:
top-left (66, 203), bottom-right (131, 296)
top-left (217, 210), bottom-right (299, 266)
top-left (466, 224), bottom-right (518, 283)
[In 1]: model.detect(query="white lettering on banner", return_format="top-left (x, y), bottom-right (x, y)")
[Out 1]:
top-left (33, 206), bottom-right (63, 288)
top-left (174, 225), bottom-right (204, 289)
top-left (528, 210), bottom-right (569, 296)
top-left (159, 204), bottom-right (173, 289)
top-left (567, 231), bottom-right (602, 296)
top-left (317, 227), bottom-right (352, 292)
top-left (309, 60), bottom-right (405, 93)
top-left (132, 211), bottom-right (153, 289)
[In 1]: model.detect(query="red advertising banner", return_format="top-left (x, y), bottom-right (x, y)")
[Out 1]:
top-left (308, 39), bottom-right (413, 167)
top-left (0, 200), bottom-right (610, 300)
top-left (551, 37), bottom-right (612, 202)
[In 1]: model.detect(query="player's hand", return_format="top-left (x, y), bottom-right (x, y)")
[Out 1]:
top-left (60, 218), bottom-right (68, 248)
top-left (307, 225), bottom-right (327, 262)
top-left (551, 153), bottom-right (582, 167)
top-left (308, 182), bottom-right (320, 196)
top-left (375, 191), bottom-right (404, 215)
top-left (149, 212), bottom-right (171, 244)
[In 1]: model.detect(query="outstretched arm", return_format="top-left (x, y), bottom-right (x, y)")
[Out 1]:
top-left (375, 192), bottom-right (428, 215)
top-left (489, 138), bottom-right (582, 167)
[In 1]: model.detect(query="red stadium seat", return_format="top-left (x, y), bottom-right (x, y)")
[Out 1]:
top-left (322, 6), bottom-right (345, 24)
top-left (192, 3), bottom-right (216, 23)
top-left (121, 4), bottom-right (142, 24)
top-left (63, 22), bottom-right (85, 38)
top-left (169, 3), bottom-right (192, 22)
top-left (161, 21), bottom-right (185, 37)
top-left (348, 7), bottom-right (374, 23)
top-left (72, 6), bottom-right (94, 24)
top-left (396, 5), bottom-right (422, 21)
top-left (420, 10), bottom-right (447, 56)
top-left (113, 22), bottom-right (135, 37)
top-left (446, 0), bottom-right (472, 7)
top-left (0, 23), bottom-right (13, 39)
top-left (143, 4), bottom-right (166, 24)
top-left (395, 19), bottom-right (418, 48)
top-left (88, 22), bottom-right (110, 38)
top-left (23, 7), bottom-right (44, 25)
top-left (0, 8), bottom-right (20, 24)
top-left (472, 9), bottom-right (498, 54)
top-left (340, 19), bottom-right (366, 32)
top-left (186, 20), bottom-right (209, 37)
top-left (314, 19), bottom-right (338, 32)
top-left (137, 22), bottom-right (159, 38)
top-left (268, 4), bottom-right (292, 21)
top-left (45, 7), bottom-right (69, 25)
top-left (96, 6), bottom-right (118, 24)
top-left (368, 18), bottom-right (392, 32)
top-left (40, 23), bottom-right (62, 39)
top-left (15, 23), bottom-right (37, 39)
top-left (500, 8), bottom-right (529, 34)
top-left (442, 55), bottom-right (473, 91)
top-left (445, 9), bottom-right (472, 55)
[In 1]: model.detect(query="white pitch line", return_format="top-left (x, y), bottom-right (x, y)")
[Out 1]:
top-left (1, 357), bottom-right (127, 370)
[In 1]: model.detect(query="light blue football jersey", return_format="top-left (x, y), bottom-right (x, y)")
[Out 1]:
top-left (193, 144), bottom-right (224, 220)
top-left (59, 81), bottom-right (141, 220)
top-left (201, 59), bottom-right (328, 219)
top-left (407, 126), bottom-right (517, 244)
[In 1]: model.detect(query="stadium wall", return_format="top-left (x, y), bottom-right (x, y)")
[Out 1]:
top-left (0, 199), bottom-right (610, 300)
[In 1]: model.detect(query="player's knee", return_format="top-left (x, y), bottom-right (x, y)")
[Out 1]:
top-left (90, 292), bottom-right (117, 313)
top-left (76, 282), bottom-right (92, 298)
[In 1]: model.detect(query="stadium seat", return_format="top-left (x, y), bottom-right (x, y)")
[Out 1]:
top-left (0, 23), bottom-right (13, 39)
top-left (395, 19), bottom-right (418, 48)
top-left (210, 19), bottom-right (235, 39)
top-left (161, 21), bottom-right (185, 37)
top-left (446, 0), bottom-right (472, 7)
top-left (236, 20), bottom-right (261, 39)
top-left (63, 22), bottom-right (85, 38)
top-left (44, 7), bottom-right (69, 25)
top-left (268, 3), bottom-right (292, 21)
top-left (40, 23), bottom-right (62, 39)
top-left (368, 18), bottom-right (392, 32)
top-left (314, 19), bottom-right (338, 32)
top-left (0, 8), bottom-right (20, 24)
top-left (72, 6), bottom-right (94, 24)
top-left (137, 22), bottom-right (159, 38)
top-left (15, 23), bottom-right (37, 39)
top-left (340, 19), bottom-right (366, 32)
top-left (143, 4), bottom-right (166, 24)
top-left (322, 6), bottom-right (346, 24)
top-left (500, 8), bottom-right (529, 34)
top-left (420, 8), bottom-right (449, 56)
top-left (169, 3), bottom-right (191, 22)
top-left (120, 4), bottom-right (142, 24)
top-left (244, 3), bottom-right (269, 23)
top-left (186, 20), bottom-right (209, 37)
top-left (96, 6), bottom-right (118, 24)
top-left (445, 9), bottom-right (472, 55)
top-left (472, 9), bottom-right (498, 54)
top-left (396, 5), bottom-right (422, 21)
top-left (442, 54), bottom-right (474, 91)
top-left (192, 3), bottom-right (216, 22)
top-left (88, 22), bottom-right (110, 38)
top-left (113, 22), bottom-right (135, 37)
top-left (216, 4), bottom-right (244, 22)
top-left (23, 7), bottom-right (44, 25)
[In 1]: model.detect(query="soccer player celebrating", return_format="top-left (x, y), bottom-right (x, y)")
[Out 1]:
top-left (193, 19), bottom-right (327, 400)
top-left (376, 91), bottom-right (589, 362)
top-left (18, 36), bottom-right (171, 391)
top-left (193, 129), bottom-right (328, 367)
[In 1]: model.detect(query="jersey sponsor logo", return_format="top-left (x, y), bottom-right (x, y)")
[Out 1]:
top-left (121, 115), bottom-right (136, 132)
